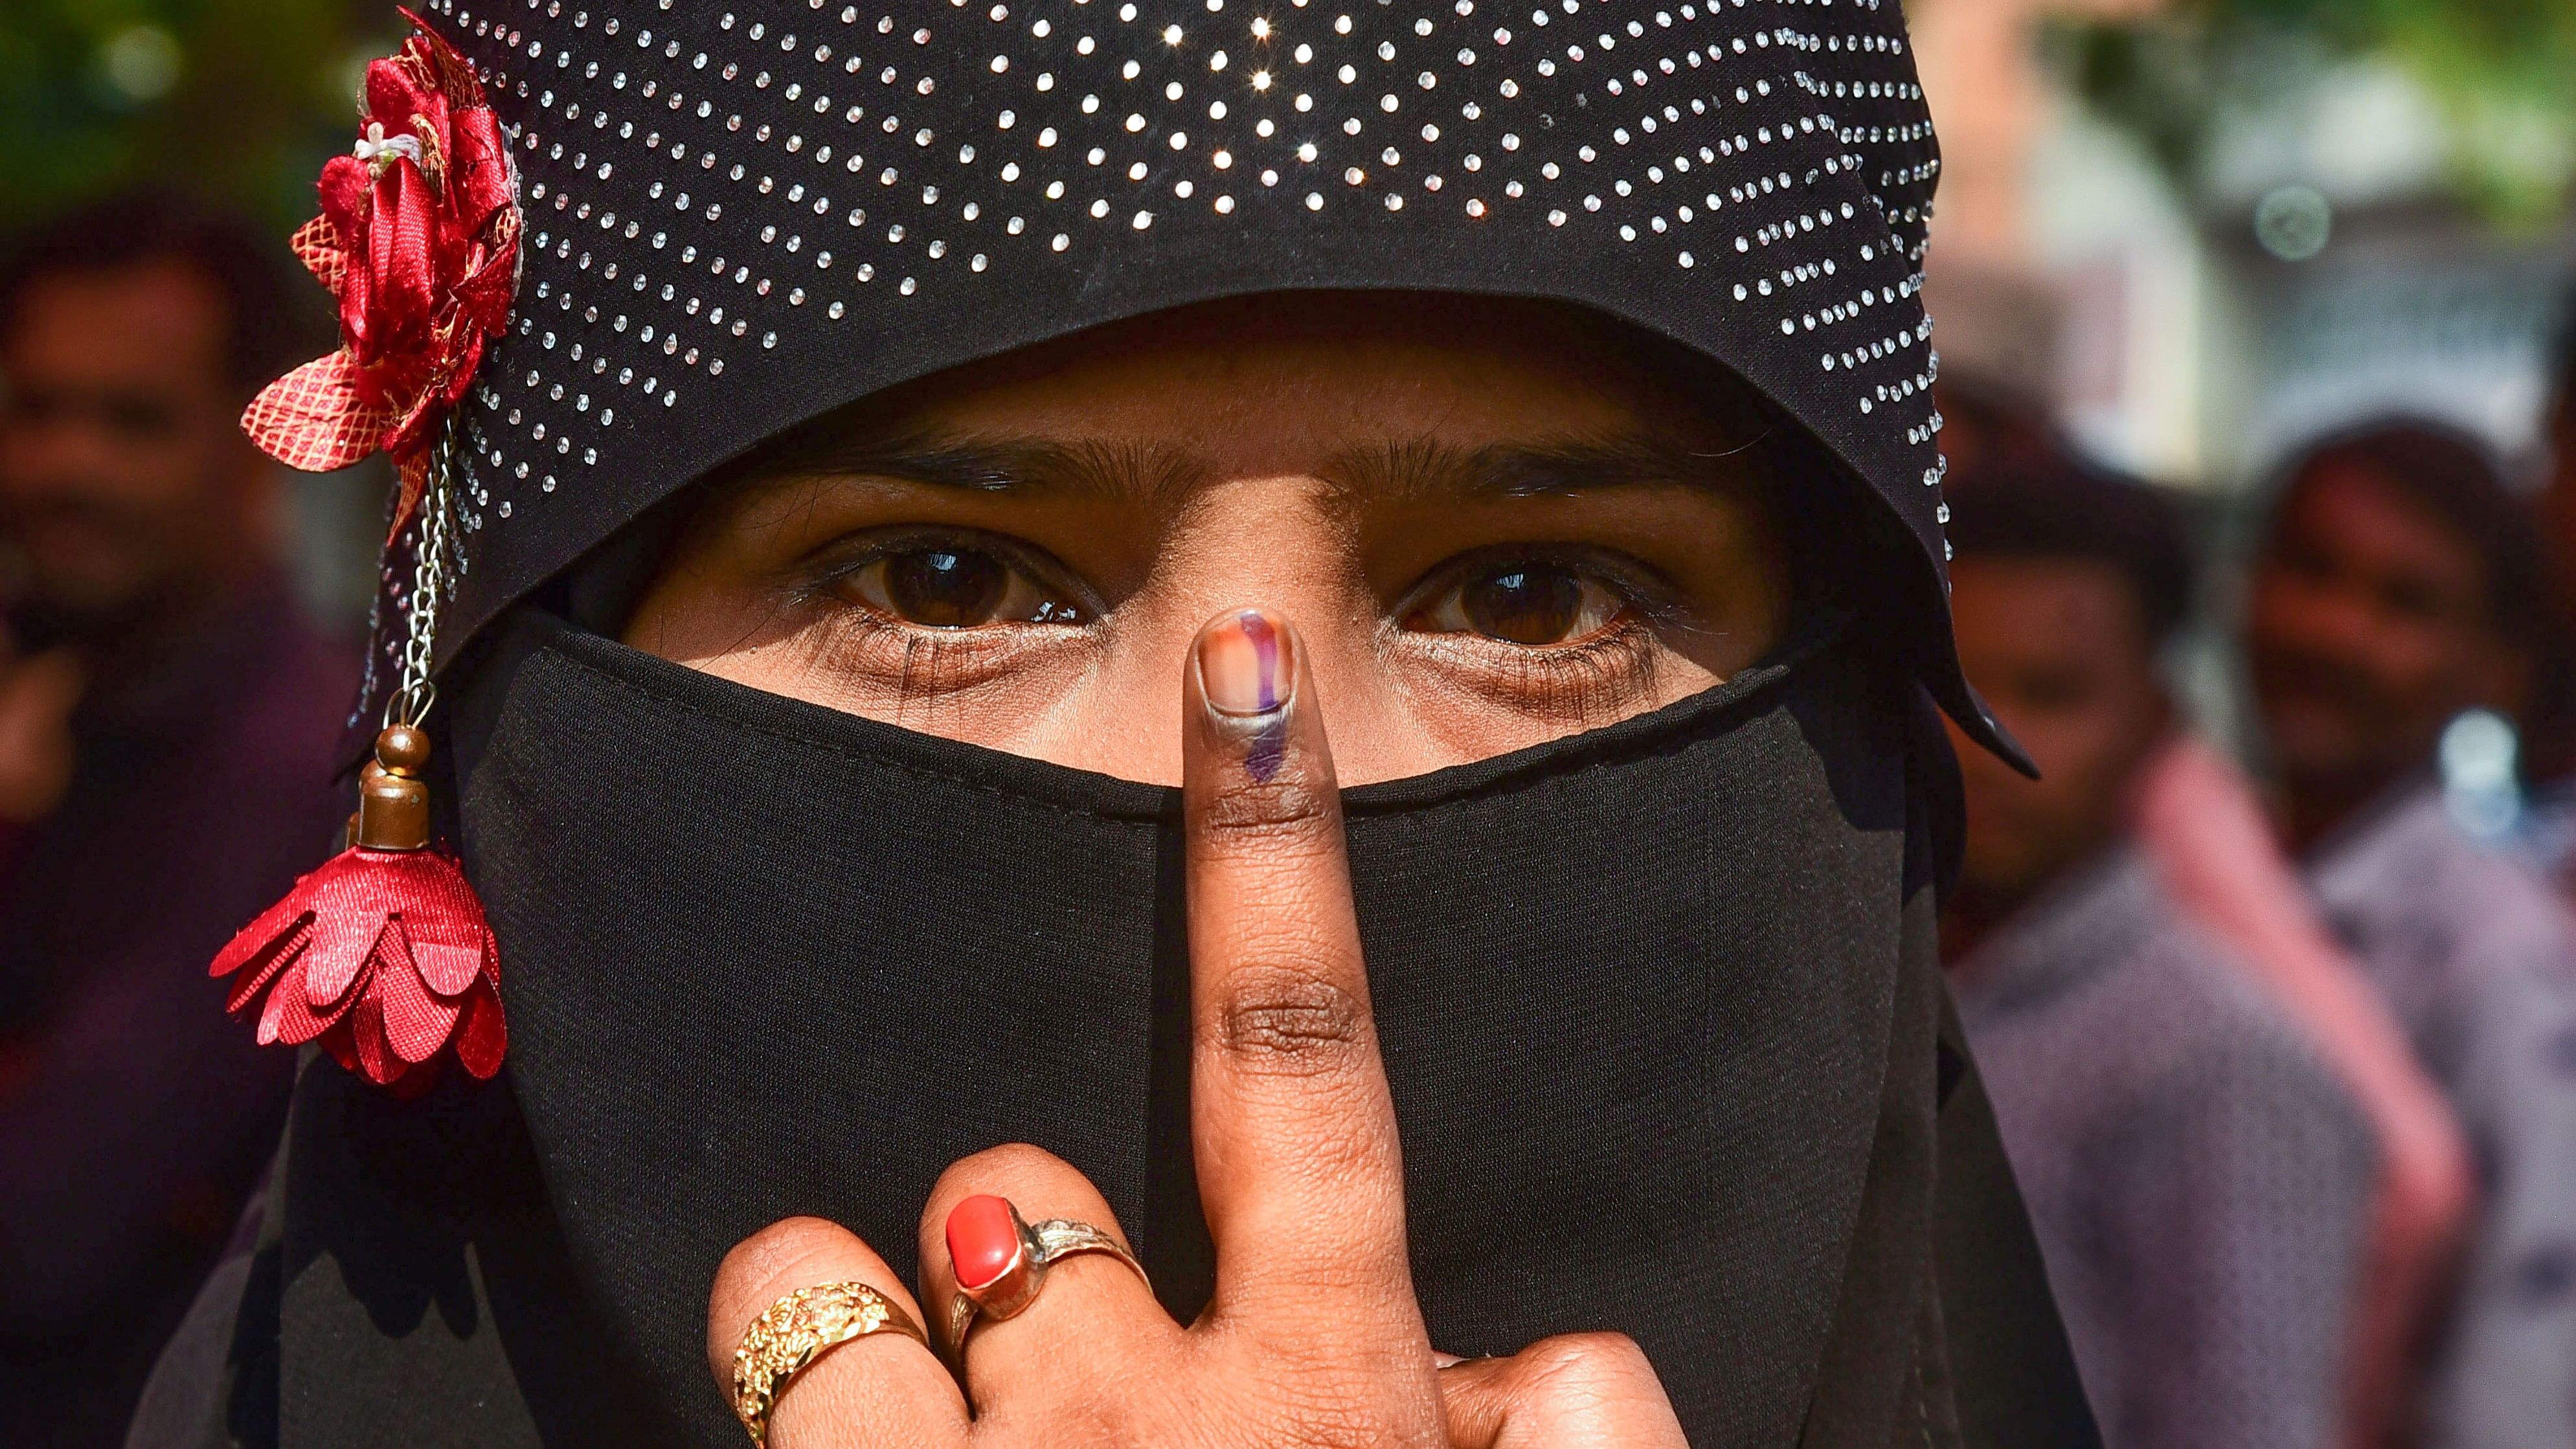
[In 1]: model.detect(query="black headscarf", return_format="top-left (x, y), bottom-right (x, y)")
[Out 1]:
top-left (144, 3), bottom-right (2093, 1446)
top-left (406, 0), bottom-right (2012, 762)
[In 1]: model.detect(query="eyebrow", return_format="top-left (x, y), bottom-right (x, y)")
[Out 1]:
top-left (740, 429), bottom-right (1206, 508)
top-left (1324, 434), bottom-right (1768, 506)
top-left (737, 427), bottom-right (1762, 508)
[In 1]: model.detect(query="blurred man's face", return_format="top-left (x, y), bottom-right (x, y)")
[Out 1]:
top-left (1946, 556), bottom-right (2169, 914)
top-left (2247, 460), bottom-right (2518, 804)
top-left (0, 261), bottom-right (264, 634)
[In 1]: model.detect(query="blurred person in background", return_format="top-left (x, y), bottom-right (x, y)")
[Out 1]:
top-left (1941, 456), bottom-right (2378, 1449)
top-left (2246, 421), bottom-right (2576, 1448)
top-left (1931, 372), bottom-right (2072, 482)
top-left (0, 193), bottom-right (355, 1445)
top-left (2522, 298), bottom-right (2576, 885)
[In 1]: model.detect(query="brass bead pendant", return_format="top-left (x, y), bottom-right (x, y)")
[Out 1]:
top-left (355, 724), bottom-right (433, 851)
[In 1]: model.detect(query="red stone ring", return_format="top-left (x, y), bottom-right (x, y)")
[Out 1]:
top-left (943, 1194), bottom-right (1149, 1352)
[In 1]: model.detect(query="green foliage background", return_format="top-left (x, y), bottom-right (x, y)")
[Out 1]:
top-left (2054, 0), bottom-right (2576, 224)
top-left (1, 2), bottom-right (2566, 234)
top-left (0, 0), bottom-right (405, 236)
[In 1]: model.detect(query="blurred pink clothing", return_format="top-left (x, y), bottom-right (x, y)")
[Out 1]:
top-left (2132, 737), bottom-right (2474, 1449)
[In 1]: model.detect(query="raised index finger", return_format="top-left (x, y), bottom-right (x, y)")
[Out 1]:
top-left (1182, 609), bottom-right (1421, 1339)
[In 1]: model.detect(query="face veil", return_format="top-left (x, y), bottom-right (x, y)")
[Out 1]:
top-left (153, 3), bottom-right (2093, 1446)
top-left (219, 603), bottom-right (2091, 1449)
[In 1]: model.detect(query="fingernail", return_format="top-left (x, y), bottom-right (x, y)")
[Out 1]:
top-left (1198, 609), bottom-right (1293, 717)
top-left (1197, 609), bottom-right (1296, 783)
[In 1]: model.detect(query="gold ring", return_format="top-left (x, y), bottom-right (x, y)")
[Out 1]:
top-left (943, 1194), bottom-right (1149, 1351)
top-left (731, 1280), bottom-right (928, 1446)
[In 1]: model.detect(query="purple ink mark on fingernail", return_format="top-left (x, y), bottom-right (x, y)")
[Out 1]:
top-left (1237, 612), bottom-right (1286, 778)
top-left (1239, 611), bottom-right (1281, 712)
top-left (1201, 609), bottom-right (1289, 719)
top-left (1248, 715), bottom-right (1286, 781)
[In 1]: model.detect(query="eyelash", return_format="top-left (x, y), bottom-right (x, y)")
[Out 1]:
top-left (779, 531), bottom-right (1083, 695)
top-left (1517, 627), bottom-right (1668, 722)
top-left (798, 526), bottom-right (1085, 601)
top-left (1398, 579), bottom-right (1675, 726)
top-left (787, 530), bottom-right (1680, 717)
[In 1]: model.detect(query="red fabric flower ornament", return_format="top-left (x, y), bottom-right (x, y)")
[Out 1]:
top-left (210, 847), bottom-right (505, 1093)
top-left (242, 10), bottom-right (519, 533)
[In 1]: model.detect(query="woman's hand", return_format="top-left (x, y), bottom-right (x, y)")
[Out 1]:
top-left (705, 608), bottom-right (1686, 1448)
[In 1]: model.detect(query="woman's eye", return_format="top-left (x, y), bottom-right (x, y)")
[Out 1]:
top-left (1411, 561), bottom-right (1626, 646)
top-left (835, 543), bottom-right (1086, 628)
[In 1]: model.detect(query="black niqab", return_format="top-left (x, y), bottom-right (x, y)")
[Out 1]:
top-left (206, 608), bottom-right (2088, 1448)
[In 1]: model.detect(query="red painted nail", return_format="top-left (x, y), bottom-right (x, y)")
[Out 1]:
top-left (946, 1194), bottom-right (1022, 1292)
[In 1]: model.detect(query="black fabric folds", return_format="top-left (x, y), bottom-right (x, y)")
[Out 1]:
top-left (182, 609), bottom-right (2094, 1448)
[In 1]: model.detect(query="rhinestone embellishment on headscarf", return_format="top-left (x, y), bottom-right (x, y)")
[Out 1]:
top-left (414, 0), bottom-right (1965, 712)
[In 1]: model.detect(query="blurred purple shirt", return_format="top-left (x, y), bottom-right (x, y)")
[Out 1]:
top-left (0, 572), bottom-right (354, 1446)
top-left (1953, 843), bottom-right (2377, 1449)
top-left (2307, 782), bottom-right (2576, 1449)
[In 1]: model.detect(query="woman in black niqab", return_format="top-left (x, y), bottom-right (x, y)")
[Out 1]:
top-left (137, 3), bottom-right (2096, 1446)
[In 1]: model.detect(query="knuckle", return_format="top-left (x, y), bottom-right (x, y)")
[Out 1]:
top-left (1199, 769), bottom-right (1339, 843)
top-left (931, 1141), bottom-right (1072, 1196)
top-left (1218, 963), bottom-right (1371, 1075)
top-left (1534, 1331), bottom-right (1647, 1369)
top-left (1256, 1378), bottom-right (1399, 1449)
top-left (708, 1216), bottom-right (861, 1364)
top-left (1293, 1408), bottom-right (1388, 1449)
top-left (716, 1217), bottom-right (854, 1299)
top-left (1511, 1332), bottom-right (1660, 1404)
top-left (1223, 1226), bottom-right (1405, 1305)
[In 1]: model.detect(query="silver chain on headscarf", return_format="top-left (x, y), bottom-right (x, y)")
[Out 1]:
top-left (384, 416), bottom-right (459, 731)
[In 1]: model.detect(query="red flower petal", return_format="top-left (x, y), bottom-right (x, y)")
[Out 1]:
top-left (348, 989), bottom-right (398, 1085)
top-left (223, 919), bottom-right (311, 1017)
top-left (385, 1059), bottom-right (442, 1101)
top-left (453, 974), bottom-right (508, 1080)
top-left (390, 454), bottom-right (431, 542)
top-left (259, 953), bottom-right (363, 1047)
top-left (388, 852), bottom-right (495, 993)
top-left (320, 1019), bottom-right (363, 1078)
top-left (416, 92), bottom-right (455, 168)
top-left (384, 369), bottom-right (451, 460)
top-left (288, 215), bottom-right (350, 296)
top-left (374, 928), bottom-right (466, 1064)
top-left (251, 958), bottom-right (305, 1046)
top-left (449, 109), bottom-right (514, 232)
top-left (212, 886), bottom-right (315, 980)
top-left (356, 163), bottom-right (440, 363)
top-left (429, 216), bottom-right (473, 302)
top-left (409, 926), bottom-right (486, 998)
top-left (241, 352), bottom-right (405, 474)
top-left (364, 54), bottom-right (435, 135)
top-left (453, 244), bottom-right (515, 337)
top-left (400, 9), bottom-right (486, 109)
top-left (318, 156), bottom-right (370, 251)
top-left (337, 262), bottom-right (376, 366)
top-left (302, 910), bottom-right (390, 1009)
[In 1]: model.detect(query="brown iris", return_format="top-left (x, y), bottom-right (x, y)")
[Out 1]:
top-left (883, 546), bottom-right (1009, 627)
top-left (1460, 565), bottom-right (1588, 645)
